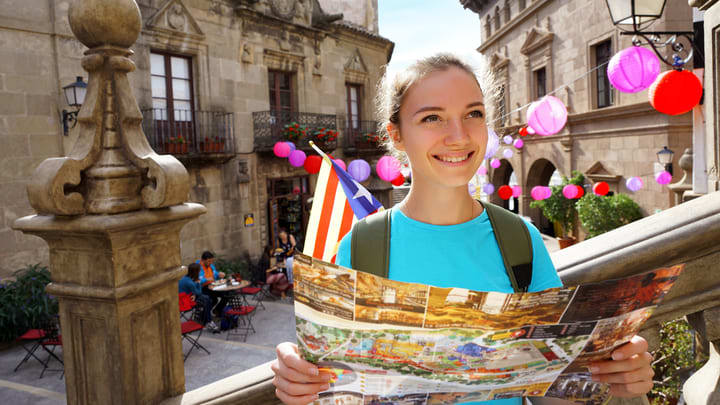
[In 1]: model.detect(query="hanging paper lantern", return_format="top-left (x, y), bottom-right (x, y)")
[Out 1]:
top-left (626, 176), bottom-right (644, 192)
top-left (485, 129), bottom-right (500, 159)
top-left (503, 135), bottom-right (513, 145)
top-left (593, 181), bottom-right (609, 196)
top-left (348, 159), bottom-right (371, 182)
top-left (498, 185), bottom-right (513, 200)
top-left (400, 164), bottom-right (411, 178)
top-left (502, 149), bottom-right (513, 159)
top-left (607, 46), bottom-right (661, 93)
top-left (273, 142), bottom-right (291, 158)
top-left (376, 156), bottom-right (401, 182)
top-left (531, 186), bottom-right (547, 201)
top-left (288, 150), bottom-right (306, 167)
top-left (518, 127), bottom-right (529, 137)
top-left (468, 183), bottom-right (476, 195)
top-left (649, 70), bottom-right (703, 115)
top-left (333, 159), bottom-right (346, 171)
top-left (285, 141), bottom-right (296, 152)
top-left (482, 183), bottom-right (495, 195)
top-left (513, 138), bottom-right (524, 149)
top-left (511, 185), bottom-right (522, 198)
top-left (543, 186), bottom-right (553, 199)
top-left (490, 158), bottom-right (501, 169)
top-left (655, 170), bottom-right (672, 185)
top-left (526, 126), bottom-right (535, 135)
top-left (526, 95), bottom-right (568, 136)
top-left (477, 165), bottom-right (487, 176)
top-left (562, 184), bottom-right (579, 199)
top-left (575, 185), bottom-right (585, 199)
top-left (391, 174), bottom-right (405, 186)
top-left (303, 155), bottom-right (322, 174)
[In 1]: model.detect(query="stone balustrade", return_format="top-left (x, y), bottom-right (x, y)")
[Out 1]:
top-left (164, 190), bottom-right (720, 404)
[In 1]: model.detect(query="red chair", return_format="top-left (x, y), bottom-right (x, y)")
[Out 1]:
top-left (178, 292), bottom-right (196, 321)
top-left (225, 294), bottom-right (256, 342)
top-left (13, 328), bottom-right (46, 372)
top-left (181, 298), bottom-right (210, 361)
top-left (240, 286), bottom-right (266, 310)
top-left (39, 329), bottom-right (63, 378)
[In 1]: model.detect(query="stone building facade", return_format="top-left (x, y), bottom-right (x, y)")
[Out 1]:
top-left (461, 0), bottom-right (695, 236)
top-left (0, 0), bottom-right (393, 278)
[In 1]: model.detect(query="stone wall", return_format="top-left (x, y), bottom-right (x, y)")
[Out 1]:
top-left (0, 0), bottom-right (393, 278)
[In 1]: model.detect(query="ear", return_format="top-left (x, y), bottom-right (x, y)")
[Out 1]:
top-left (387, 123), bottom-right (405, 151)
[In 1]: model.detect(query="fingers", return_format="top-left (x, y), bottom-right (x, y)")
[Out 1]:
top-left (591, 354), bottom-right (654, 383)
top-left (273, 374), bottom-right (329, 397)
top-left (274, 388), bottom-right (319, 405)
top-left (611, 335), bottom-right (649, 360)
top-left (275, 343), bottom-right (328, 382)
top-left (590, 351), bottom-right (653, 375)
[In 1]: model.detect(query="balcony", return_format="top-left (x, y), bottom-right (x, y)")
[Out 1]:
top-left (252, 110), bottom-right (338, 153)
top-left (342, 120), bottom-right (385, 155)
top-left (141, 108), bottom-right (235, 164)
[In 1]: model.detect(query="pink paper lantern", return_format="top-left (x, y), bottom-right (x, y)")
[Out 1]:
top-left (562, 184), bottom-right (579, 199)
top-left (273, 141), bottom-right (291, 158)
top-left (285, 141), bottom-right (296, 152)
top-left (376, 156), bottom-right (401, 182)
top-left (655, 171), bottom-right (672, 185)
top-left (513, 138), bottom-right (524, 149)
top-left (288, 150), bottom-right (306, 167)
top-left (544, 186), bottom-right (553, 199)
top-left (333, 159), bottom-right (346, 171)
top-left (482, 183), bottom-right (495, 195)
top-left (607, 46), bottom-right (661, 93)
top-left (477, 165), bottom-right (487, 176)
top-left (485, 129), bottom-right (500, 159)
top-left (531, 186), bottom-right (546, 201)
top-left (503, 149), bottom-right (513, 159)
top-left (503, 135), bottom-right (513, 145)
top-left (626, 176), bottom-right (644, 192)
top-left (490, 158), bottom-right (501, 169)
top-left (348, 159), bottom-right (371, 182)
top-left (526, 95), bottom-right (568, 136)
top-left (511, 185), bottom-right (522, 198)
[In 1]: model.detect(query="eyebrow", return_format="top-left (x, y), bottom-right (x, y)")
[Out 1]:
top-left (414, 101), bottom-right (485, 115)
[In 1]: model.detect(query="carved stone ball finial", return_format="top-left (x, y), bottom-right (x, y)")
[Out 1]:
top-left (68, 0), bottom-right (141, 49)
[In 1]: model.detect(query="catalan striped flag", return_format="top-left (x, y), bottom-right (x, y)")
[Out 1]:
top-left (303, 145), bottom-right (384, 263)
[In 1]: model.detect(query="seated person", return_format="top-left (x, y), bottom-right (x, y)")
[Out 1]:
top-left (196, 251), bottom-right (227, 316)
top-left (258, 245), bottom-right (290, 298)
top-left (178, 263), bottom-right (218, 332)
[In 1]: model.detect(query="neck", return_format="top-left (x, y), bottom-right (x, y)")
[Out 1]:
top-left (400, 181), bottom-right (481, 225)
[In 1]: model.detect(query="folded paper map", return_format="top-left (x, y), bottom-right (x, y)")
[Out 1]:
top-left (292, 253), bottom-right (683, 404)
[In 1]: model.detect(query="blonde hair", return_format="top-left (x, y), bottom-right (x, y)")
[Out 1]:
top-left (375, 53), bottom-right (498, 162)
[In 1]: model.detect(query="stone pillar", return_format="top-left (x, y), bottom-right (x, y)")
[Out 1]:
top-left (684, 307), bottom-right (720, 404)
top-left (668, 148), bottom-right (693, 205)
top-left (12, 0), bottom-right (205, 404)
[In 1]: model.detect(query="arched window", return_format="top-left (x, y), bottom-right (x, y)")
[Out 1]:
top-left (494, 6), bottom-right (501, 31)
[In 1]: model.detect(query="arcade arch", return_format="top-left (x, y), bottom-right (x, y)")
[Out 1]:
top-left (526, 158), bottom-right (560, 235)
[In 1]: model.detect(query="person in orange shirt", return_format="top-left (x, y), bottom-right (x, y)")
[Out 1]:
top-left (197, 251), bottom-right (227, 316)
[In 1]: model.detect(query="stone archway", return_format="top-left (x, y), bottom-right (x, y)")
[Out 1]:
top-left (489, 159), bottom-right (514, 209)
top-left (526, 158), bottom-right (558, 235)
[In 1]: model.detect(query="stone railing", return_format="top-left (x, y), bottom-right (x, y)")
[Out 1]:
top-left (165, 191), bottom-right (720, 405)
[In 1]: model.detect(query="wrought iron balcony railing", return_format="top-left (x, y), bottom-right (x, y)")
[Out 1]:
top-left (141, 108), bottom-right (235, 156)
top-left (342, 120), bottom-right (384, 153)
top-left (252, 110), bottom-right (338, 152)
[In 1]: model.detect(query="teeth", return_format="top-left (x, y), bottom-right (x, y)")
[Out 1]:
top-left (438, 154), bottom-right (469, 163)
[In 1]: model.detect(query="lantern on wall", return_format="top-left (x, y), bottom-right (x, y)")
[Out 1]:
top-left (333, 159), bottom-right (346, 171)
top-left (593, 181), bottom-right (610, 196)
top-left (648, 70), bottom-right (702, 116)
top-left (376, 156), bottom-right (401, 182)
top-left (303, 155), bottom-right (322, 174)
top-left (273, 141), bottom-right (291, 158)
top-left (655, 170), bottom-right (672, 185)
top-left (486, 129), bottom-right (500, 158)
top-left (513, 139), bottom-right (524, 149)
top-left (526, 96), bottom-right (568, 136)
top-left (391, 174), bottom-right (405, 186)
top-left (348, 159), bottom-right (371, 182)
top-left (482, 183), bottom-right (495, 195)
top-left (607, 46), bottom-right (661, 93)
top-left (490, 158), bottom-right (501, 169)
top-left (626, 176), bottom-right (644, 192)
top-left (288, 150), bottom-right (306, 167)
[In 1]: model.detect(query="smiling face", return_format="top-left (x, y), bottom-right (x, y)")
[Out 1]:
top-left (391, 66), bottom-right (488, 192)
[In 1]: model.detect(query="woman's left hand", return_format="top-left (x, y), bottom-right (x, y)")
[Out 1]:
top-left (589, 335), bottom-right (654, 397)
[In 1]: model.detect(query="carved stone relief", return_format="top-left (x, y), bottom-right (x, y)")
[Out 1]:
top-left (241, 43), bottom-right (254, 63)
top-left (146, 0), bottom-right (205, 39)
top-left (269, 0), bottom-right (296, 20)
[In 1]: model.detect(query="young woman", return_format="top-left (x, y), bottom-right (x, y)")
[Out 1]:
top-left (271, 54), bottom-right (654, 404)
top-left (178, 263), bottom-right (218, 331)
top-left (257, 245), bottom-right (291, 298)
top-left (277, 228), bottom-right (297, 283)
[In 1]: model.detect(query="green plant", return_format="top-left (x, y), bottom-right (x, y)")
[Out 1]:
top-left (283, 122), bottom-right (307, 143)
top-left (0, 264), bottom-right (58, 343)
top-left (362, 131), bottom-right (381, 144)
top-left (312, 127), bottom-right (337, 143)
top-left (215, 256), bottom-right (251, 281)
top-left (575, 193), bottom-right (643, 238)
top-left (529, 170), bottom-right (585, 238)
top-left (649, 319), bottom-right (709, 404)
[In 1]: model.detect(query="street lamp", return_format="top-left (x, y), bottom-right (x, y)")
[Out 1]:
top-left (656, 146), bottom-right (674, 176)
top-left (62, 76), bottom-right (87, 135)
top-left (605, 0), bottom-right (694, 69)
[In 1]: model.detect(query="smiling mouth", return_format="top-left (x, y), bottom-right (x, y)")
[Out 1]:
top-left (434, 151), bottom-right (474, 163)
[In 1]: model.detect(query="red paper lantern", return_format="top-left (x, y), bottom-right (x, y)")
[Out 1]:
top-left (575, 185), bottom-right (584, 199)
top-left (518, 127), bottom-right (529, 137)
top-left (498, 185), bottom-right (513, 200)
top-left (648, 69), bottom-right (703, 116)
top-left (593, 181), bottom-right (609, 196)
top-left (391, 174), bottom-right (405, 186)
top-left (303, 155), bottom-right (322, 174)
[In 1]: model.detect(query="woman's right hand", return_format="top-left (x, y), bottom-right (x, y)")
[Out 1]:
top-left (271, 342), bottom-right (333, 404)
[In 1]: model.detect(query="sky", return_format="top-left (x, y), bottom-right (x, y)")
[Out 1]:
top-left (378, 0), bottom-right (483, 78)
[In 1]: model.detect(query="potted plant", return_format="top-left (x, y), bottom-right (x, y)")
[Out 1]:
top-left (530, 170), bottom-right (585, 248)
top-left (168, 135), bottom-right (187, 154)
top-left (361, 131), bottom-right (382, 147)
top-left (311, 127), bottom-right (337, 148)
top-left (575, 192), bottom-right (643, 238)
top-left (283, 122), bottom-right (307, 144)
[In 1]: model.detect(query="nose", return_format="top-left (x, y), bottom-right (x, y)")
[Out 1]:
top-left (444, 118), bottom-right (469, 146)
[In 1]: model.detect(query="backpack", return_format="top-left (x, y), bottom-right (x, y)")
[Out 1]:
top-left (350, 200), bottom-right (533, 292)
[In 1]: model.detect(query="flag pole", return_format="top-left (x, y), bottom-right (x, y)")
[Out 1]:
top-left (308, 141), bottom-right (333, 163)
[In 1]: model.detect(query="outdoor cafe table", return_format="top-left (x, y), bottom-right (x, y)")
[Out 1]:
top-left (208, 279), bottom-right (251, 306)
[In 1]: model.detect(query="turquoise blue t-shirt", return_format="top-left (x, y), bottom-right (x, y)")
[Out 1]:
top-left (336, 206), bottom-right (563, 404)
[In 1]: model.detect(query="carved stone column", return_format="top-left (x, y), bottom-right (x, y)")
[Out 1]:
top-left (12, 0), bottom-right (205, 404)
top-left (684, 307), bottom-right (720, 404)
top-left (668, 148), bottom-right (693, 205)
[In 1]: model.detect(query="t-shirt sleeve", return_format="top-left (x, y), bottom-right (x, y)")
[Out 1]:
top-left (524, 220), bottom-right (563, 292)
top-left (336, 230), bottom-right (353, 268)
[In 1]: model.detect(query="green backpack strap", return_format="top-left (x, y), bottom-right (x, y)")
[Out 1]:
top-left (480, 201), bottom-right (533, 292)
top-left (351, 209), bottom-right (391, 278)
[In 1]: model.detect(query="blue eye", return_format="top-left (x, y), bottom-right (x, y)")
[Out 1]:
top-left (467, 110), bottom-right (484, 119)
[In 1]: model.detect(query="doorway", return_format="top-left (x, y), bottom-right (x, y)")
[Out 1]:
top-left (267, 176), bottom-right (311, 250)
